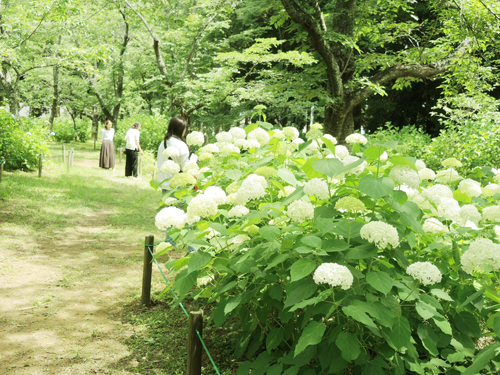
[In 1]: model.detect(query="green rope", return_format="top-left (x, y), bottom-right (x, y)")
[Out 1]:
top-left (0, 156), bottom-right (40, 162)
top-left (145, 243), bottom-right (221, 375)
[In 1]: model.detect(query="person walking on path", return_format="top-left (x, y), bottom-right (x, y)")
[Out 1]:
top-left (99, 120), bottom-right (116, 170)
top-left (124, 122), bottom-right (143, 178)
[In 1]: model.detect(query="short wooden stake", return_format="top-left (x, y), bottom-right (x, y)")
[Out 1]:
top-left (141, 235), bottom-right (154, 307)
top-left (38, 153), bottom-right (43, 177)
top-left (0, 157), bottom-right (4, 183)
top-left (70, 149), bottom-right (74, 168)
top-left (62, 145), bottom-right (65, 163)
top-left (187, 310), bottom-right (203, 375)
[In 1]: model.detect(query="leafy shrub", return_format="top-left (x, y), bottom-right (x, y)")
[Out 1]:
top-left (154, 123), bottom-right (500, 375)
top-left (52, 118), bottom-right (91, 143)
top-left (0, 108), bottom-right (49, 170)
top-left (115, 114), bottom-right (169, 153)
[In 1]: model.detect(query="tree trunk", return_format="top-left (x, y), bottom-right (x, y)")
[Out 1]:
top-left (48, 64), bottom-right (60, 131)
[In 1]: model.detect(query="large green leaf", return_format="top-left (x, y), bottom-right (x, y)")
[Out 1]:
top-left (290, 258), bottom-right (317, 282)
top-left (462, 342), bottom-right (500, 375)
top-left (320, 137), bottom-right (337, 154)
top-left (301, 235), bottom-right (322, 248)
top-left (416, 301), bottom-right (439, 320)
top-left (277, 168), bottom-right (298, 186)
top-left (284, 279), bottom-right (317, 307)
top-left (294, 321), bottom-right (326, 357)
top-left (174, 268), bottom-right (198, 296)
top-left (312, 158), bottom-right (344, 178)
top-left (335, 331), bottom-right (361, 361)
top-left (454, 311), bottom-right (481, 337)
top-left (208, 222), bottom-right (227, 236)
top-left (342, 305), bottom-right (378, 329)
top-left (417, 324), bottom-right (439, 356)
top-left (344, 243), bottom-right (377, 259)
top-left (357, 176), bottom-right (395, 200)
top-left (302, 158), bottom-right (323, 179)
top-left (363, 146), bottom-right (385, 160)
top-left (224, 294), bottom-right (242, 315)
top-left (226, 169), bottom-right (242, 181)
top-left (388, 155), bottom-right (417, 170)
top-left (259, 226), bottom-right (281, 242)
top-left (187, 250), bottom-right (212, 274)
top-left (389, 316), bottom-right (411, 349)
top-left (374, 141), bottom-right (398, 149)
top-left (366, 271), bottom-right (393, 295)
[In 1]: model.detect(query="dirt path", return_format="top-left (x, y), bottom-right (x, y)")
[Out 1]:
top-left (0, 162), bottom-right (166, 374)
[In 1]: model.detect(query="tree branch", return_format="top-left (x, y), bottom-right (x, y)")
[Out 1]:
top-left (312, 0), bottom-right (327, 32)
top-left (477, 0), bottom-right (500, 21)
top-left (12, 10), bottom-right (50, 49)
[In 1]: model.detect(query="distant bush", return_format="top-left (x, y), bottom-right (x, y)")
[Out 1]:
top-left (52, 118), bottom-right (91, 143)
top-left (0, 108), bottom-right (49, 171)
top-left (115, 114), bottom-right (169, 154)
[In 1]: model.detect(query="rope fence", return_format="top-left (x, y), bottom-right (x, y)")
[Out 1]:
top-left (142, 237), bottom-right (221, 375)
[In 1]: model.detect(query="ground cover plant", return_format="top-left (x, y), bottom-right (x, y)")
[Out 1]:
top-left (154, 121), bottom-right (500, 374)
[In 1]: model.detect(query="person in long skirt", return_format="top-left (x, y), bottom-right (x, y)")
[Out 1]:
top-left (124, 122), bottom-right (143, 178)
top-left (99, 120), bottom-right (115, 170)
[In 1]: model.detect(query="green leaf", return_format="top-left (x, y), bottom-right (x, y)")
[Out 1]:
top-left (374, 141), bottom-right (398, 149)
top-left (187, 251), bottom-right (212, 274)
top-left (430, 289), bottom-right (454, 302)
top-left (259, 226), bottom-right (281, 242)
top-left (344, 243), bottom-right (377, 259)
top-left (462, 342), bottom-right (500, 375)
top-left (433, 316), bottom-right (452, 335)
top-left (174, 269), bottom-right (198, 296)
top-left (389, 316), bottom-right (411, 349)
top-left (224, 295), bottom-right (242, 315)
top-left (388, 155), bottom-right (417, 170)
top-left (244, 123), bottom-right (258, 133)
top-left (290, 258), bottom-right (317, 282)
top-left (323, 239), bottom-right (350, 252)
top-left (417, 324), bottom-right (439, 356)
top-left (312, 158), bottom-right (344, 178)
top-left (294, 321), bottom-right (326, 357)
top-left (302, 158), bottom-right (323, 179)
top-left (301, 235), bottom-right (322, 248)
top-left (208, 222), bottom-right (227, 236)
top-left (226, 169), bottom-right (242, 181)
top-left (363, 146), bottom-right (385, 160)
top-left (335, 331), bottom-right (361, 361)
top-left (342, 305), bottom-right (378, 329)
top-left (277, 168), bottom-right (298, 186)
top-left (265, 327), bottom-right (283, 351)
top-left (320, 137), bottom-right (337, 154)
top-left (454, 311), bottom-right (481, 337)
top-left (265, 253), bottom-right (290, 270)
top-left (366, 271), bottom-right (393, 295)
top-left (283, 187), bottom-right (305, 205)
top-left (357, 176), bottom-right (395, 200)
top-left (416, 301), bottom-right (439, 320)
top-left (284, 279), bottom-right (317, 307)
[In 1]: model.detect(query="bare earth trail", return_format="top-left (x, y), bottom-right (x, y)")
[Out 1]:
top-left (0, 158), bottom-right (166, 374)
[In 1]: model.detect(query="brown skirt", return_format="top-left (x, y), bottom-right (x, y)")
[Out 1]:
top-left (99, 140), bottom-right (115, 169)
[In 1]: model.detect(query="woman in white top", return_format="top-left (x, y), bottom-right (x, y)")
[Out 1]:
top-left (99, 120), bottom-right (115, 170)
top-left (157, 116), bottom-right (197, 192)
top-left (124, 122), bottom-right (143, 178)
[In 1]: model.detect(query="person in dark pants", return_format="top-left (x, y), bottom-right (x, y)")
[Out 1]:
top-left (124, 122), bottom-right (143, 178)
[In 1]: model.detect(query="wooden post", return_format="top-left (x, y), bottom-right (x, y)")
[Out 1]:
top-left (0, 157), bottom-right (4, 183)
top-left (70, 149), bottom-right (74, 168)
top-left (141, 235), bottom-right (154, 307)
top-left (38, 153), bottom-right (43, 178)
top-left (67, 150), bottom-right (72, 171)
top-left (187, 310), bottom-right (203, 375)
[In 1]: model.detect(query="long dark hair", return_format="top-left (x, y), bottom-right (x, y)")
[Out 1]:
top-left (163, 116), bottom-right (187, 147)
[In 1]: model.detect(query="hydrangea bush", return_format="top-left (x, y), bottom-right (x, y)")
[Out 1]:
top-left (153, 121), bottom-right (500, 375)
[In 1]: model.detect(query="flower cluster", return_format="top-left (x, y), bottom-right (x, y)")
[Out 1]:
top-left (435, 168), bottom-right (461, 183)
top-left (247, 128), bottom-right (270, 146)
top-left (461, 237), bottom-right (500, 274)
top-left (160, 160), bottom-right (180, 175)
top-left (229, 127), bottom-right (246, 141)
top-left (170, 173), bottom-right (196, 188)
top-left (360, 221), bottom-right (399, 249)
top-left (482, 205), bottom-right (500, 222)
top-left (155, 206), bottom-right (186, 230)
top-left (216, 131), bottom-right (232, 143)
top-left (345, 133), bottom-right (367, 145)
top-left (304, 178), bottom-right (329, 200)
top-left (255, 166), bottom-right (277, 178)
top-left (286, 200), bottom-right (315, 223)
top-left (335, 196), bottom-right (366, 214)
top-left (389, 165), bottom-right (420, 189)
top-left (228, 205), bottom-right (249, 218)
top-left (459, 204), bottom-right (481, 224)
top-left (236, 174), bottom-right (267, 203)
top-left (442, 158), bottom-right (462, 167)
top-left (422, 218), bottom-right (449, 234)
top-left (278, 186), bottom-right (296, 198)
top-left (163, 147), bottom-right (180, 158)
top-left (458, 179), bottom-right (482, 197)
top-left (418, 168), bottom-right (436, 181)
top-left (204, 186), bottom-right (227, 206)
top-left (406, 262), bottom-right (442, 285)
top-left (283, 126), bottom-right (299, 140)
top-left (187, 194), bottom-right (218, 218)
top-left (200, 144), bottom-right (219, 153)
top-left (313, 263), bottom-right (353, 290)
top-left (186, 131), bottom-right (205, 147)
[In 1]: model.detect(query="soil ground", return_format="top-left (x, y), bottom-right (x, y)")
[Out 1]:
top-left (0, 150), bottom-right (168, 374)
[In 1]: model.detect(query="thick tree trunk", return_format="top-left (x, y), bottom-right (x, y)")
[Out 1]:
top-left (48, 64), bottom-right (59, 131)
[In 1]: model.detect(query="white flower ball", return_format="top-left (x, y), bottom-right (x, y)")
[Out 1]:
top-left (236, 174), bottom-right (268, 204)
top-left (343, 155), bottom-right (365, 175)
top-left (229, 127), bottom-right (246, 142)
top-left (271, 129), bottom-right (285, 139)
top-left (395, 184), bottom-right (419, 201)
top-left (422, 218), bottom-right (449, 234)
top-left (292, 138), bottom-right (304, 145)
top-left (200, 144), bottom-right (220, 153)
top-left (286, 200), bottom-right (315, 223)
top-left (160, 160), bottom-right (181, 175)
top-left (459, 179), bottom-right (482, 197)
top-left (421, 184), bottom-right (453, 205)
top-left (163, 147), bottom-right (180, 158)
top-left (247, 139), bottom-right (261, 149)
top-left (230, 234), bottom-right (250, 247)
top-left (313, 263), bottom-right (353, 290)
top-left (379, 151), bottom-right (388, 162)
top-left (187, 194), bottom-right (218, 218)
top-left (435, 168), bottom-right (461, 183)
top-left (278, 186), bottom-right (296, 198)
top-left (345, 133), bottom-right (367, 145)
top-left (283, 126), bottom-right (299, 140)
top-left (304, 178), bottom-right (329, 200)
top-left (461, 238), bottom-right (500, 274)
top-left (204, 186), bottom-right (227, 206)
top-left (155, 207), bottom-right (187, 230)
top-left (485, 184), bottom-right (500, 195)
top-left (322, 134), bottom-right (337, 145)
top-left (248, 128), bottom-right (270, 146)
top-left (234, 139), bottom-right (250, 149)
top-left (494, 225), bottom-right (500, 237)
top-left (437, 197), bottom-right (461, 222)
top-left (360, 221), bottom-right (399, 249)
top-left (220, 144), bottom-right (240, 156)
top-left (186, 131), bottom-right (205, 147)
top-left (483, 206), bottom-right (500, 222)
top-left (216, 131), bottom-right (232, 143)
top-left (183, 161), bottom-right (200, 176)
top-left (418, 168), bottom-right (436, 181)
top-left (228, 205), bottom-right (249, 218)
top-left (415, 160), bottom-right (426, 171)
top-left (406, 262), bottom-right (442, 285)
top-left (460, 204), bottom-right (481, 224)
top-left (186, 213), bottom-right (201, 225)
top-left (389, 165), bottom-right (420, 189)
top-left (335, 145), bottom-right (350, 160)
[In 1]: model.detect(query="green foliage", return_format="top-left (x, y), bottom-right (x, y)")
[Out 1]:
top-left (52, 118), bottom-right (91, 143)
top-left (114, 114), bottom-right (169, 154)
top-left (0, 108), bottom-right (48, 170)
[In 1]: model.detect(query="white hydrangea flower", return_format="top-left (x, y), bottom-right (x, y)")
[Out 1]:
top-left (395, 184), bottom-right (419, 201)
top-left (418, 168), bottom-right (436, 181)
top-left (228, 205), bottom-right (249, 218)
top-left (216, 131), bottom-right (232, 143)
top-left (186, 213), bottom-right (201, 225)
top-left (345, 133), bottom-right (367, 145)
top-left (156, 241), bottom-right (173, 253)
top-left (163, 147), bottom-right (180, 158)
top-left (204, 228), bottom-right (220, 239)
top-left (422, 218), bottom-right (449, 234)
top-left (286, 200), bottom-right (315, 223)
top-left (406, 262), bottom-right (442, 285)
top-left (155, 207), bottom-right (187, 230)
top-left (412, 194), bottom-right (436, 212)
top-left (225, 182), bottom-right (240, 195)
top-left (437, 197), bottom-right (461, 221)
top-left (234, 139), bottom-right (251, 149)
top-left (343, 155), bottom-right (365, 175)
top-left (229, 127), bottom-right (246, 141)
top-left (313, 263), bottom-right (353, 290)
top-left (183, 161), bottom-right (200, 177)
top-left (225, 193), bottom-right (238, 205)
top-left (236, 174), bottom-right (268, 204)
top-left (247, 139), bottom-right (261, 149)
top-left (278, 186), bottom-right (296, 198)
top-left (160, 160), bottom-right (181, 175)
top-left (199, 152), bottom-right (214, 162)
top-left (421, 184), bottom-right (454, 205)
top-left (305, 140), bottom-right (319, 153)
top-left (379, 151), bottom-right (388, 162)
top-left (187, 194), bottom-right (218, 218)
top-left (248, 128), bottom-right (270, 146)
top-left (494, 225), bottom-right (500, 237)
top-left (311, 123), bottom-right (323, 130)
top-left (461, 238), bottom-right (500, 274)
top-left (271, 129), bottom-right (285, 139)
top-left (460, 204), bottom-right (481, 224)
top-left (283, 126), bottom-right (300, 140)
top-left (199, 167), bottom-right (210, 174)
top-left (304, 178), bottom-right (329, 200)
top-left (335, 196), bottom-right (366, 213)
top-left (335, 145), bottom-right (350, 160)
top-left (322, 134), bottom-right (337, 145)
top-left (485, 184), bottom-right (500, 195)
top-left (230, 234), bottom-right (251, 247)
top-left (442, 158), bottom-right (462, 167)
top-left (170, 173), bottom-right (197, 188)
top-left (163, 197), bottom-right (180, 205)
top-left (483, 206), bottom-right (500, 222)
top-left (204, 186), bottom-right (227, 206)
top-left (458, 179), bottom-right (482, 197)
top-left (292, 138), bottom-right (304, 146)
top-left (200, 144), bottom-right (220, 153)
top-left (186, 131), bottom-right (205, 147)
top-left (220, 144), bottom-right (240, 156)
top-left (389, 165), bottom-right (420, 189)
top-left (197, 275), bottom-right (214, 287)
top-left (306, 128), bottom-right (323, 140)
top-left (435, 168), bottom-right (461, 183)
top-left (415, 160), bottom-right (426, 171)
top-left (360, 221), bottom-right (399, 249)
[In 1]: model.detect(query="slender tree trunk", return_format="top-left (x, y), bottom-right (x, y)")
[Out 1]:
top-left (48, 64), bottom-right (60, 131)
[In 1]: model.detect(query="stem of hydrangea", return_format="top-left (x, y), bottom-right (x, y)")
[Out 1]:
top-left (347, 218), bottom-right (351, 245)
top-left (376, 147), bottom-right (381, 177)
top-left (401, 282), bottom-right (419, 305)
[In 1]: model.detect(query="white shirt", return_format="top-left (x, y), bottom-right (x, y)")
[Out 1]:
top-left (101, 128), bottom-right (115, 141)
top-left (125, 128), bottom-right (140, 150)
top-left (157, 137), bottom-right (197, 189)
